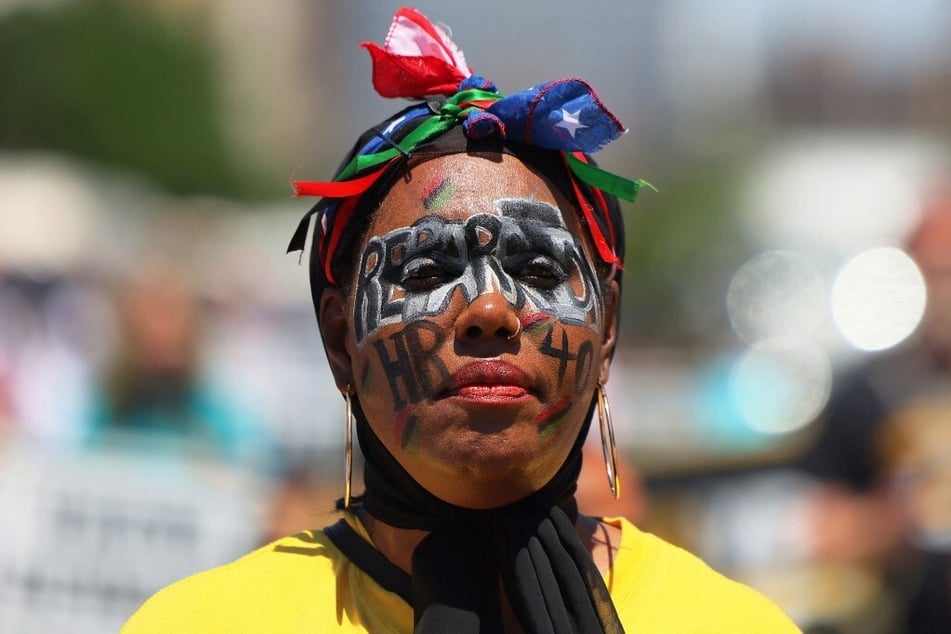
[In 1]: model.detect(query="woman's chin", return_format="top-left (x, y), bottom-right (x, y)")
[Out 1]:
top-left (434, 426), bottom-right (546, 469)
top-left (412, 439), bottom-right (563, 507)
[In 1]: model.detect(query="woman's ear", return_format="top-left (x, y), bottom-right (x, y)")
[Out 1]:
top-left (319, 288), bottom-right (355, 391)
top-left (599, 278), bottom-right (620, 385)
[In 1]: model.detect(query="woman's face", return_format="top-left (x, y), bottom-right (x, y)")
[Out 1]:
top-left (336, 153), bottom-right (616, 508)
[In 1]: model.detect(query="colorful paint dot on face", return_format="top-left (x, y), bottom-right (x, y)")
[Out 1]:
top-left (535, 396), bottom-right (572, 440)
top-left (393, 407), bottom-right (412, 447)
top-left (360, 359), bottom-right (373, 393)
top-left (521, 312), bottom-right (551, 335)
top-left (422, 176), bottom-right (457, 211)
top-left (401, 416), bottom-right (421, 456)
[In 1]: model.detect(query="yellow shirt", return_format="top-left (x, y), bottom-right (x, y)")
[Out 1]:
top-left (123, 515), bottom-right (800, 633)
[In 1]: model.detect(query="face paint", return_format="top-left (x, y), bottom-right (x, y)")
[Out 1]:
top-left (572, 340), bottom-right (594, 396)
top-left (344, 153), bottom-right (613, 508)
top-left (521, 311), bottom-right (551, 335)
top-left (535, 396), bottom-right (573, 440)
top-left (394, 410), bottom-right (421, 456)
top-left (353, 199), bottom-right (601, 347)
top-left (372, 321), bottom-right (450, 410)
top-left (422, 176), bottom-right (457, 211)
top-left (538, 324), bottom-right (576, 385)
top-left (536, 323), bottom-right (597, 395)
top-left (359, 359), bottom-right (373, 392)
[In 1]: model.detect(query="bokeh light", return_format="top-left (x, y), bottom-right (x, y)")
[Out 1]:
top-left (727, 251), bottom-right (826, 345)
top-left (743, 137), bottom-right (931, 255)
top-left (730, 340), bottom-right (833, 435)
top-left (831, 247), bottom-right (926, 351)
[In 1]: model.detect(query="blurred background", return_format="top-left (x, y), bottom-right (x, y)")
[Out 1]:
top-left (1, 1), bottom-right (950, 631)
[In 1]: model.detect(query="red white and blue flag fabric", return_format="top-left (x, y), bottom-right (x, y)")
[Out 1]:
top-left (361, 7), bottom-right (626, 154)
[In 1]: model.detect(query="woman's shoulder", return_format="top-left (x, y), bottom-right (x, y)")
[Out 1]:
top-left (605, 517), bottom-right (801, 633)
top-left (121, 528), bottom-right (346, 633)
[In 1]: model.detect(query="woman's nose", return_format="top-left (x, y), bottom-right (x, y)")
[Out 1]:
top-left (454, 292), bottom-right (521, 343)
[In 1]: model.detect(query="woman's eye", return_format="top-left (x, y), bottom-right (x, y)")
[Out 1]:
top-left (400, 259), bottom-right (453, 291)
top-left (512, 256), bottom-right (566, 289)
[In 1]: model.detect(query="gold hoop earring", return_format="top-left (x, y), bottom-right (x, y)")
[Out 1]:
top-left (596, 381), bottom-right (621, 499)
top-left (344, 386), bottom-right (354, 509)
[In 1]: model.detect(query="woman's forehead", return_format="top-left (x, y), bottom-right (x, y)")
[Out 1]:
top-left (367, 153), bottom-right (578, 234)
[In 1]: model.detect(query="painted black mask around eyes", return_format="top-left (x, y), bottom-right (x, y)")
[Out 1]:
top-left (352, 204), bottom-right (602, 347)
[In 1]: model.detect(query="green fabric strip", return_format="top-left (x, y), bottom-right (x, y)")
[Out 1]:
top-left (333, 97), bottom-right (654, 208)
top-left (334, 89), bottom-right (503, 182)
top-left (336, 115), bottom-right (458, 181)
top-left (450, 87), bottom-right (505, 104)
top-left (564, 153), bottom-right (654, 202)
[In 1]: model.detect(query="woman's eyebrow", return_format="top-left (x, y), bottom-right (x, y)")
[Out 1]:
top-left (496, 199), bottom-right (563, 227)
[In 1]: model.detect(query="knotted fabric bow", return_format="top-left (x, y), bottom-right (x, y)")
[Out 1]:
top-left (288, 5), bottom-right (651, 286)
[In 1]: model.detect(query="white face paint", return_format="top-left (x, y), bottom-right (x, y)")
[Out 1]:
top-left (352, 198), bottom-right (601, 347)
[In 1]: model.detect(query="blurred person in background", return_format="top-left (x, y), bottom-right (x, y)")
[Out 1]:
top-left (84, 262), bottom-right (271, 466)
top-left (261, 463), bottom-right (342, 544)
top-left (577, 438), bottom-right (649, 527)
top-left (0, 275), bottom-right (24, 432)
top-left (797, 183), bottom-right (951, 632)
top-left (0, 271), bottom-right (101, 444)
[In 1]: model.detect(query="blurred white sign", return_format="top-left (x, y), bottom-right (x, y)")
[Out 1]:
top-left (0, 437), bottom-right (271, 633)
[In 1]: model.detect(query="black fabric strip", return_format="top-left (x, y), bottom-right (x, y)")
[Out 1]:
top-left (324, 518), bottom-right (413, 605)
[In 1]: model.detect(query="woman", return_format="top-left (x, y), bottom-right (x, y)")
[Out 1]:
top-left (124, 8), bottom-right (799, 632)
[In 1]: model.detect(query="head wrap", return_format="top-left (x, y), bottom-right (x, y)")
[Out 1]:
top-left (287, 6), bottom-right (651, 289)
top-left (289, 7), bottom-right (649, 632)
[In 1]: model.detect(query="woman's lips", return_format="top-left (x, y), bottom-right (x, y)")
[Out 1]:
top-left (442, 361), bottom-right (532, 402)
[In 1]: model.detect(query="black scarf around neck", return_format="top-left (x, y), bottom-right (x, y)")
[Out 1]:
top-left (348, 397), bottom-right (624, 634)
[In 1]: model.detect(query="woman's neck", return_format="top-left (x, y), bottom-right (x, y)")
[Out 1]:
top-left (356, 507), bottom-right (426, 574)
top-left (355, 507), bottom-right (621, 577)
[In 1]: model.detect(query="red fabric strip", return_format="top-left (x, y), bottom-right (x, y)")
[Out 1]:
top-left (564, 155), bottom-right (620, 267)
top-left (457, 98), bottom-right (498, 110)
top-left (294, 166), bottom-right (389, 198)
top-left (322, 196), bottom-right (360, 286)
top-left (294, 164), bottom-right (393, 286)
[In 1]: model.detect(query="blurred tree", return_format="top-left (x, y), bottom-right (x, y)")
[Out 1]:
top-left (621, 160), bottom-right (747, 345)
top-left (0, 0), bottom-right (269, 198)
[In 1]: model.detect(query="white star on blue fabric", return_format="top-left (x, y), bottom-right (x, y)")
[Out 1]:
top-left (554, 108), bottom-right (587, 138)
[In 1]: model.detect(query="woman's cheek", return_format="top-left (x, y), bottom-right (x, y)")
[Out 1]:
top-left (525, 317), bottom-right (599, 398)
top-left (356, 348), bottom-right (426, 458)
top-left (521, 314), bottom-right (601, 441)
top-left (357, 319), bottom-right (451, 413)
